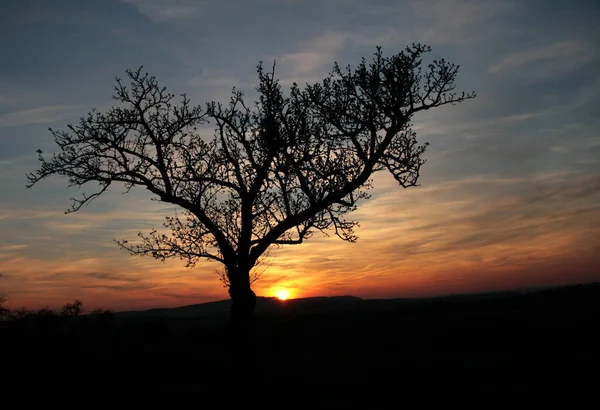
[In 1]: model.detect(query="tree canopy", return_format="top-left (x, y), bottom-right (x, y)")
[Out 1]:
top-left (27, 44), bottom-right (475, 322)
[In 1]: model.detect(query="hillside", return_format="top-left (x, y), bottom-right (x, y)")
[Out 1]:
top-left (113, 281), bottom-right (600, 321)
top-left (2, 282), bottom-right (598, 403)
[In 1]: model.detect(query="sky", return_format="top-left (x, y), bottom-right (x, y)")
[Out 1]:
top-left (0, 0), bottom-right (599, 312)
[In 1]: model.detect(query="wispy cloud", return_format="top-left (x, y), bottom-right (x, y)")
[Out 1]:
top-left (251, 169), bottom-right (600, 298)
top-left (123, 0), bottom-right (208, 22)
top-left (0, 105), bottom-right (82, 128)
top-left (0, 244), bottom-right (28, 253)
top-left (188, 68), bottom-right (241, 88)
top-left (488, 39), bottom-right (595, 79)
top-left (275, 31), bottom-right (348, 84)
top-left (409, 0), bottom-right (514, 45)
top-left (86, 272), bottom-right (141, 282)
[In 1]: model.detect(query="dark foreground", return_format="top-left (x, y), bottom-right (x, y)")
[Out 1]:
top-left (3, 283), bottom-right (599, 405)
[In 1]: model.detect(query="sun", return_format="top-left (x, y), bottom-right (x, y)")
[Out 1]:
top-left (274, 289), bottom-right (291, 301)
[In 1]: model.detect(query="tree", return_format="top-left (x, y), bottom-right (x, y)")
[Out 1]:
top-left (0, 293), bottom-right (9, 320)
top-left (26, 45), bottom-right (475, 329)
top-left (61, 300), bottom-right (83, 316)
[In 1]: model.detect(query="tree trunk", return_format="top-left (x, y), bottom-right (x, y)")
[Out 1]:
top-left (228, 281), bottom-right (257, 330)
top-left (226, 266), bottom-right (257, 380)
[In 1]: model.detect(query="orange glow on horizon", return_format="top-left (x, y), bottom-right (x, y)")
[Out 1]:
top-left (1, 171), bottom-right (599, 312)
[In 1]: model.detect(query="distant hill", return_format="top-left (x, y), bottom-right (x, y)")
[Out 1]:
top-left (114, 295), bottom-right (365, 321)
top-left (4, 281), bottom-right (599, 398)
top-left (113, 282), bottom-right (600, 321)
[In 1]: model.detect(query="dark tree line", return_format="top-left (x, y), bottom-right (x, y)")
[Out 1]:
top-left (0, 298), bottom-right (112, 321)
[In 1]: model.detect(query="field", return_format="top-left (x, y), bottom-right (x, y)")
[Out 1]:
top-left (3, 283), bottom-right (598, 405)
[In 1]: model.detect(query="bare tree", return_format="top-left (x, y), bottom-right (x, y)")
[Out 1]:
top-left (26, 45), bottom-right (475, 329)
top-left (0, 293), bottom-right (9, 320)
top-left (61, 300), bottom-right (83, 316)
top-left (10, 307), bottom-right (32, 321)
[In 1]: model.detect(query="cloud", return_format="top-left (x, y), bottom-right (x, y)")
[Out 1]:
top-left (0, 244), bottom-right (28, 253)
top-left (154, 290), bottom-right (215, 300)
top-left (250, 168), bottom-right (600, 298)
top-left (188, 70), bottom-right (238, 87)
top-left (81, 283), bottom-right (153, 291)
top-left (385, 172), bottom-right (599, 258)
top-left (122, 0), bottom-right (208, 22)
top-left (488, 39), bottom-right (595, 79)
top-left (0, 105), bottom-right (82, 128)
top-left (409, 0), bottom-right (514, 45)
top-left (274, 31), bottom-right (348, 83)
top-left (86, 272), bottom-right (141, 282)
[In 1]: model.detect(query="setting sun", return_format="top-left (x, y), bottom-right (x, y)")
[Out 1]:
top-left (274, 289), bottom-right (291, 301)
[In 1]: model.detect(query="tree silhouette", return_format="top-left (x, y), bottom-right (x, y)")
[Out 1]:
top-left (61, 300), bottom-right (83, 316)
top-left (0, 293), bottom-right (9, 320)
top-left (26, 45), bottom-right (475, 329)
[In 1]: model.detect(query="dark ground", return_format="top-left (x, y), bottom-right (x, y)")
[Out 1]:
top-left (2, 283), bottom-right (598, 405)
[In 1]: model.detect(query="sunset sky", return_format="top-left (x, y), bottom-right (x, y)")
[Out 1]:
top-left (1, 0), bottom-right (598, 312)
